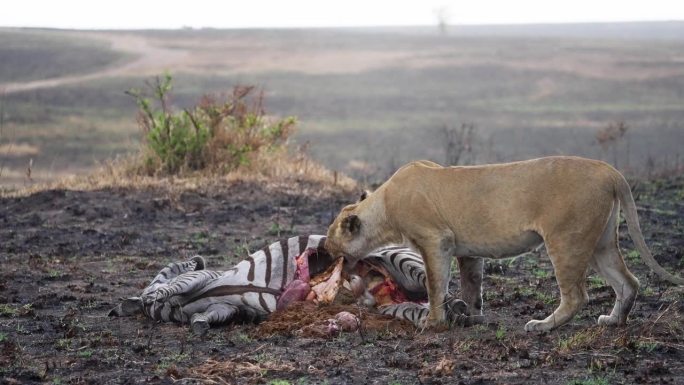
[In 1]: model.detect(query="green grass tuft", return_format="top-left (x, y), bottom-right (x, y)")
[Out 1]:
top-left (127, 74), bottom-right (296, 176)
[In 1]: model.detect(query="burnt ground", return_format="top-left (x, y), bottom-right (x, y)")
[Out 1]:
top-left (0, 177), bottom-right (683, 385)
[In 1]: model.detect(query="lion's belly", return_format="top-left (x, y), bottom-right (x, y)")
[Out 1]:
top-left (453, 230), bottom-right (543, 259)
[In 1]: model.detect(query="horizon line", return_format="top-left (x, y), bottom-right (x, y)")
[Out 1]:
top-left (1, 19), bottom-right (684, 32)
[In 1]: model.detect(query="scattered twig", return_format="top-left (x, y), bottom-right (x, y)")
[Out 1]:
top-left (646, 300), bottom-right (677, 336)
top-left (233, 343), bottom-right (267, 360)
top-left (569, 352), bottom-right (619, 358)
top-left (179, 328), bottom-right (187, 355)
top-left (146, 320), bottom-right (158, 351)
top-left (355, 304), bottom-right (367, 343)
top-left (171, 377), bottom-right (220, 384)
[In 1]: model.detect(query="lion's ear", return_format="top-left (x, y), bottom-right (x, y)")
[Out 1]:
top-left (358, 190), bottom-right (370, 202)
top-left (341, 214), bottom-right (361, 235)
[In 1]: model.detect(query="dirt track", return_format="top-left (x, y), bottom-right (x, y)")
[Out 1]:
top-left (0, 32), bottom-right (188, 94)
top-left (0, 178), bottom-right (683, 384)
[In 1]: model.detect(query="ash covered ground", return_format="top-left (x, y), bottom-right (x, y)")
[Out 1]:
top-left (1, 178), bottom-right (683, 384)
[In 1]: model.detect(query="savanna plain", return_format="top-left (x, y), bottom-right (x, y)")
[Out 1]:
top-left (0, 23), bottom-right (683, 384)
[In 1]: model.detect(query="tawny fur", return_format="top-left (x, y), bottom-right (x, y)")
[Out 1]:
top-left (325, 156), bottom-right (683, 331)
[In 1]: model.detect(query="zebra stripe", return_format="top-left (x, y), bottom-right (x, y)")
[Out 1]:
top-left (264, 247), bottom-right (272, 286)
top-left (246, 257), bottom-right (255, 282)
top-left (363, 246), bottom-right (427, 298)
top-left (279, 239), bottom-right (290, 290)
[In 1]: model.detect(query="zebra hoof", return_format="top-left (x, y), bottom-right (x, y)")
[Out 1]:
top-left (190, 255), bottom-right (206, 271)
top-left (107, 305), bottom-right (122, 317)
top-left (191, 319), bottom-right (210, 336)
top-left (109, 297), bottom-right (143, 317)
top-left (445, 298), bottom-right (468, 316)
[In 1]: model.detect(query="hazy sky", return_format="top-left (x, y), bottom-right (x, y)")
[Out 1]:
top-left (2, 0), bottom-right (683, 29)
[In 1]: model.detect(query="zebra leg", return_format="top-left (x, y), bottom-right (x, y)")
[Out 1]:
top-left (380, 299), bottom-right (477, 328)
top-left (379, 298), bottom-right (473, 328)
top-left (142, 270), bottom-right (221, 305)
top-left (444, 293), bottom-right (485, 326)
top-left (190, 303), bottom-right (239, 336)
top-left (141, 256), bottom-right (206, 299)
top-left (108, 297), bottom-right (143, 317)
top-left (456, 256), bottom-right (484, 316)
top-left (379, 303), bottom-right (430, 327)
top-left (150, 256), bottom-right (206, 286)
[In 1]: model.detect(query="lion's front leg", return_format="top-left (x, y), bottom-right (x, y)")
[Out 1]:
top-left (457, 256), bottom-right (484, 316)
top-left (416, 239), bottom-right (453, 330)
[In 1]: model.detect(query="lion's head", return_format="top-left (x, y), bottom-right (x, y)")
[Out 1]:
top-left (325, 190), bottom-right (384, 270)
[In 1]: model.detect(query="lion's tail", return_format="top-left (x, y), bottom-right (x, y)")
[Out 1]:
top-left (615, 174), bottom-right (684, 285)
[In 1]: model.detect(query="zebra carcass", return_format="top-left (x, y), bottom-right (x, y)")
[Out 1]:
top-left (109, 235), bottom-right (470, 335)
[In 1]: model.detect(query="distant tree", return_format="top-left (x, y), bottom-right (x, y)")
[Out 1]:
top-left (596, 121), bottom-right (628, 168)
top-left (0, 90), bottom-right (6, 181)
top-left (434, 6), bottom-right (450, 36)
top-left (443, 123), bottom-right (476, 165)
top-left (645, 154), bottom-right (655, 179)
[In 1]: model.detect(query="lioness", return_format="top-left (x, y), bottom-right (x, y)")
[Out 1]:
top-left (325, 156), bottom-right (683, 331)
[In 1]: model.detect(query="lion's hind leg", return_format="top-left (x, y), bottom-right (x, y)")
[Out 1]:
top-left (591, 248), bottom-right (639, 326)
top-left (525, 242), bottom-right (590, 332)
top-left (591, 202), bottom-right (639, 326)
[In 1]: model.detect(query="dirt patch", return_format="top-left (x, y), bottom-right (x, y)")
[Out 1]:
top-left (0, 177), bottom-right (683, 384)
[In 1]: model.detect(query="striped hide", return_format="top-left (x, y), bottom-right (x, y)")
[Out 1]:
top-left (362, 246), bottom-right (427, 300)
top-left (360, 246), bottom-right (467, 327)
top-left (109, 235), bottom-right (329, 334)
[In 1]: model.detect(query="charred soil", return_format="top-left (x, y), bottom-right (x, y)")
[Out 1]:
top-left (1, 177), bottom-right (683, 384)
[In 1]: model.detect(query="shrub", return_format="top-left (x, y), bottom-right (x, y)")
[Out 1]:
top-left (127, 74), bottom-right (296, 175)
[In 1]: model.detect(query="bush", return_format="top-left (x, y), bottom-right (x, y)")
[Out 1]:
top-left (127, 74), bottom-right (296, 175)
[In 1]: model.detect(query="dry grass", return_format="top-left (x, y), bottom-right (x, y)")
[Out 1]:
top-left (1, 149), bottom-right (356, 198)
top-left (557, 326), bottom-right (607, 353)
top-left (0, 143), bottom-right (40, 157)
top-left (181, 358), bottom-right (297, 384)
top-left (556, 300), bottom-right (684, 356)
top-left (420, 357), bottom-right (456, 378)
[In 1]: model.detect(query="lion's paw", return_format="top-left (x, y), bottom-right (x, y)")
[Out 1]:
top-left (597, 315), bottom-right (619, 326)
top-left (524, 319), bottom-right (551, 332)
top-left (426, 317), bottom-right (450, 332)
top-left (417, 313), bottom-right (449, 332)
